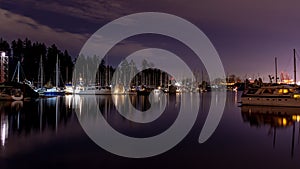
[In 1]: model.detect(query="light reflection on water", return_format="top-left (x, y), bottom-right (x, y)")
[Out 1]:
top-left (241, 105), bottom-right (300, 158)
top-left (0, 92), bottom-right (300, 168)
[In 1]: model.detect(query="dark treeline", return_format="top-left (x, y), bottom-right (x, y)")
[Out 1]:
top-left (0, 37), bottom-right (178, 88)
top-left (74, 55), bottom-right (170, 87)
top-left (0, 38), bottom-right (74, 86)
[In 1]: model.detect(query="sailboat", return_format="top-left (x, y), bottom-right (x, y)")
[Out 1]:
top-left (241, 49), bottom-right (300, 106)
top-left (0, 61), bottom-right (39, 100)
top-left (43, 55), bottom-right (65, 96)
top-left (34, 55), bottom-right (47, 95)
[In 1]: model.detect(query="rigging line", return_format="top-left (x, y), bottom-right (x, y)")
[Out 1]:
top-left (282, 53), bottom-right (293, 72)
top-left (295, 49), bottom-right (300, 62)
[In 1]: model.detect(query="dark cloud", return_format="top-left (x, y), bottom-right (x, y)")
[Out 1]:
top-left (0, 8), bottom-right (87, 56)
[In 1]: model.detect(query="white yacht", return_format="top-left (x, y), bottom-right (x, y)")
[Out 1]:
top-left (241, 85), bottom-right (300, 107)
top-left (74, 85), bottom-right (112, 95)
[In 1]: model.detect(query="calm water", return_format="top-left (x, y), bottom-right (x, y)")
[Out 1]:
top-left (0, 92), bottom-right (300, 169)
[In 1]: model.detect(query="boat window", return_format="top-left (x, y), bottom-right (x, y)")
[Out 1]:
top-left (278, 89), bottom-right (289, 94)
top-left (294, 94), bottom-right (300, 98)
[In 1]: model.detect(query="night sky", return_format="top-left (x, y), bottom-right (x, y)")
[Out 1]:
top-left (1, 0), bottom-right (300, 82)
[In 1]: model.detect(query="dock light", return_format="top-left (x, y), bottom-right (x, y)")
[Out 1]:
top-left (1, 52), bottom-right (5, 57)
top-left (292, 115), bottom-right (300, 122)
top-left (282, 118), bottom-right (287, 126)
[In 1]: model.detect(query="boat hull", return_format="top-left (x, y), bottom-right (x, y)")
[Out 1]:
top-left (241, 96), bottom-right (300, 107)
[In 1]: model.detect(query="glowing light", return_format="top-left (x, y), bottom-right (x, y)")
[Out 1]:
top-left (292, 115), bottom-right (300, 122)
top-left (278, 89), bottom-right (289, 94)
top-left (282, 118), bottom-right (287, 126)
top-left (1, 52), bottom-right (5, 57)
top-left (294, 94), bottom-right (300, 98)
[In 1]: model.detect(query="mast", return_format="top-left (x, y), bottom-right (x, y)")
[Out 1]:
top-left (38, 55), bottom-right (44, 88)
top-left (11, 61), bottom-right (20, 82)
top-left (275, 57), bottom-right (278, 84)
top-left (160, 70), bottom-right (162, 87)
top-left (56, 55), bottom-right (59, 87)
top-left (17, 61), bottom-right (20, 83)
top-left (294, 49), bottom-right (296, 85)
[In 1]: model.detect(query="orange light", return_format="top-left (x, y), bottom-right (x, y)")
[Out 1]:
top-left (294, 94), bottom-right (300, 98)
top-left (282, 118), bottom-right (287, 126)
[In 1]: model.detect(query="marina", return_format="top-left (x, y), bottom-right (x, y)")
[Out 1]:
top-left (1, 1), bottom-right (300, 168)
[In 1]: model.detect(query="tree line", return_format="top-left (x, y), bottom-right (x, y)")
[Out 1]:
top-left (0, 38), bottom-right (74, 86)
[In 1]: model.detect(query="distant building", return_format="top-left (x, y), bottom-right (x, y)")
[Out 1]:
top-left (0, 51), bottom-right (9, 83)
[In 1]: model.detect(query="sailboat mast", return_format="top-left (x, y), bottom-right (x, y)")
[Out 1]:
top-left (41, 57), bottom-right (43, 87)
top-left (17, 61), bottom-right (20, 83)
top-left (294, 49), bottom-right (296, 85)
top-left (56, 55), bottom-right (59, 87)
top-left (275, 57), bottom-right (278, 84)
top-left (38, 55), bottom-right (44, 88)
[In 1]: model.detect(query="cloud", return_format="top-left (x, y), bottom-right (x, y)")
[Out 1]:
top-left (0, 8), bottom-right (88, 56)
top-left (0, 0), bottom-right (132, 22)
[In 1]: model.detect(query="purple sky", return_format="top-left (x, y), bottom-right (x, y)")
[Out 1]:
top-left (1, 0), bottom-right (300, 82)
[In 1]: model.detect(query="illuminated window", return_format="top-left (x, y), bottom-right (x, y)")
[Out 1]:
top-left (278, 89), bottom-right (289, 94)
top-left (294, 94), bottom-right (300, 98)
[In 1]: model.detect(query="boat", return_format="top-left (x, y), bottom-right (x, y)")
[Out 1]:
top-left (43, 55), bottom-right (65, 96)
top-left (0, 82), bottom-right (39, 100)
top-left (241, 84), bottom-right (300, 107)
top-left (241, 49), bottom-right (300, 107)
top-left (43, 86), bottom-right (65, 96)
top-left (1, 61), bottom-right (39, 100)
top-left (99, 86), bottom-right (112, 95)
top-left (136, 85), bottom-right (152, 95)
top-left (34, 55), bottom-right (47, 96)
top-left (72, 85), bottom-right (112, 95)
top-left (162, 85), bottom-right (177, 94)
top-left (64, 83), bottom-right (74, 94)
top-left (0, 85), bottom-right (23, 100)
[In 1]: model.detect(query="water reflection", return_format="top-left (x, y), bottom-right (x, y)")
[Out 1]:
top-left (70, 93), bottom-right (200, 140)
top-left (0, 101), bottom-right (22, 148)
top-left (241, 105), bottom-right (300, 158)
top-left (1, 93), bottom-right (300, 168)
top-left (0, 97), bottom-right (72, 151)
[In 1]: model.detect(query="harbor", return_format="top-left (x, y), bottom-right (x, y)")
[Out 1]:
top-left (2, 1), bottom-right (300, 169)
